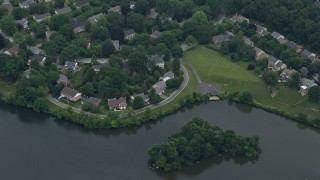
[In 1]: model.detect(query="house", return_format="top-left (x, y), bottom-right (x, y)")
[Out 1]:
top-left (29, 46), bottom-right (44, 55)
top-left (150, 30), bottom-right (162, 39)
top-left (255, 24), bottom-right (269, 36)
top-left (19, 0), bottom-right (35, 8)
top-left (92, 63), bottom-right (108, 72)
top-left (301, 49), bottom-right (316, 61)
top-left (4, 46), bottom-right (19, 56)
top-left (65, 61), bottom-right (78, 73)
top-left (73, 21), bottom-right (85, 33)
top-left (270, 31), bottom-right (287, 44)
top-left (74, 0), bottom-right (89, 8)
top-left (130, 93), bottom-right (149, 104)
top-left (60, 87), bottom-right (82, 101)
top-left (286, 41), bottom-right (302, 53)
top-left (28, 55), bottom-right (46, 66)
top-left (229, 14), bottom-right (249, 24)
top-left (87, 13), bottom-right (104, 24)
top-left (243, 36), bottom-right (254, 46)
top-left (197, 83), bottom-right (221, 96)
top-left (16, 18), bottom-right (29, 29)
top-left (163, 71), bottom-right (174, 82)
top-left (124, 29), bottom-right (136, 41)
top-left (55, 7), bottom-right (72, 15)
top-left (152, 55), bottom-right (165, 69)
top-left (153, 81), bottom-right (166, 95)
top-left (57, 74), bottom-right (68, 86)
top-left (112, 40), bottom-right (120, 52)
top-left (254, 47), bottom-right (269, 61)
top-left (2, 1), bottom-right (13, 12)
top-left (33, 13), bottom-right (51, 23)
top-left (300, 78), bottom-right (317, 96)
top-left (148, 8), bottom-right (158, 19)
top-left (212, 34), bottom-right (231, 45)
top-left (130, 1), bottom-right (135, 9)
top-left (108, 6), bottom-right (121, 13)
top-left (108, 97), bottom-right (127, 110)
top-left (268, 56), bottom-right (287, 72)
top-left (82, 97), bottom-right (101, 107)
top-left (280, 68), bottom-right (297, 82)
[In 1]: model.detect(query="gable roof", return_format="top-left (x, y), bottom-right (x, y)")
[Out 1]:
top-left (163, 71), bottom-right (174, 79)
top-left (150, 30), bottom-right (162, 38)
top-left (271, 31), bottom-right (284, 39)
top-left (108, 97), bottom-right (127, 108)
top-left (124, 29), bottom-right (135, 36)
top-left (2, 2), bottom-right (13, 12)
top-left (268, 56), bottom-right (279, 64)
top-left (58, 74), bottom-right (68, 82)
top-left (108, 6), bottom-right (121, 13)
top-left (286, 41), bottom-right (297, 49)
top-left (55, 7), bottom-right (72, 14)
top-left (5, 46), bottom-right (19, 55)
top-left (34, 12), bottom-right (51, 21)
top-left (74, 0), bottom-right (89, 7)
top-left (153, 81), bottom-right (166, 94)
top-left (73, 21), bottom-right (85, 28)
top-left (301, 78), bottom-right (317, 88)
top-left (212, 34), bottom-right (231, 43)
top-left (230, 14), bottom-right (249, 23)
top-left (29, 46), bottom-right (44, 55)
top-left (112, 40), bottom-right (120, 49)
top-left (82, 97), bottom-right (101, 106)
top-left (197, 83), bottom-right (221, 96)
top-left (61, 87), bottom-right (79, 98)
top-left (152, 55), bottom-right (164, 65)
top-left (87, 13), bottom-right (104, 24)
top-left (29, 55), bottom-right (45, 62)
top-left (301, 49), bottom-right (313, 58)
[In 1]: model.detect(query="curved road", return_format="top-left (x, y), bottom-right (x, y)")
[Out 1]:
top-left (48, 64), bottom-right (189, 118)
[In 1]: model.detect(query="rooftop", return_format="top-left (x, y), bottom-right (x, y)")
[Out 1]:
top-left (55, 7), bottom-right (72, 14)
top-left (124, 29), bottom-right (136, 36)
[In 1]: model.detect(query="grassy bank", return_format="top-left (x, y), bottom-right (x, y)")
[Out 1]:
top-left (184, 46), bottom-right (320, 119)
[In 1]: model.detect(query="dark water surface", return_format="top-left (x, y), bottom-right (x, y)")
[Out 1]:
top-left (0, 101), bottom-right (319, 180)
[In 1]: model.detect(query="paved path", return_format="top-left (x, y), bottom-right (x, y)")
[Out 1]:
top-left (76, 58), bottom-right (109, 64)
top-left (182, 55), bottom-right (202, 83)
top-left (0, 30), bottom-right (13, 42)
top-left (47, 64), bottom-right (190, 117)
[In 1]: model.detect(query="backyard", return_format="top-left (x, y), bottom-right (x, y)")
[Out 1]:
top-left (184, 46), bottom-right (320, 119)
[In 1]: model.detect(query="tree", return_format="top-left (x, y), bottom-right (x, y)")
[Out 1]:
top-left (185, 35), bottom-right (197, 46)
top-left (171, 45), bottom-right (183, 58)
top-left (300, 67), bottom-right (308, 78)
top-left (135, 0), bottom-right (149, 15)
top-left (101, 40), bottom-right (115, 58)
top-left (158, 31), bottom-right (178, 49)
top-left (172, 58), bottom-right (180, 73)
top-left (80, 82), bottom-right (94, 97)
top-left (0, 6), bottom-right (8, 19)
top-left (49, 14), bottom-right (71, 31)
top-left (149, 88), bottom-right (162, 104)
top-left (105, 13), bottom-right (124, 29)
top-left (29, 22), bottom-right (46, 38)
top-left (90, 25), bottom-right (109, 41)
top-left (133, 96), bottom-right (145, 109)
top-left (128, 51), bottom-right (148, 74)
top-left (247, 64), bottom-right (255, 70)
top-left (0, 34), bottom-right (5, 50)
top-left (59, 24), bottom-right (74, 41)
top-left (33, 97), bottom-right (49, 112)
top-left (155, 43), bottom-right (168, 55)
top-left (127, 12), bottom-right (146, 33)
top-left (308, 86), bottom-right (320, 102)
top-left (121, 0), bottom-right (131, 16)
top-left (240, 91), bottom-right (253, 103)
top-left (288, 72), bottom-right (301, 89)
top-left (262, 71), bottom-right (278, 87)
top-left (0, 15), bottom-right (17, 35)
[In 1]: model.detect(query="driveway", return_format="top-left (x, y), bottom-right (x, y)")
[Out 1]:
top-left (0, 30), bottom-right (13, 42)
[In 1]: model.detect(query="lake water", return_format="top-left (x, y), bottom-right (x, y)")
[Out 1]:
top-left (0, 101), bottom-right (319, 180)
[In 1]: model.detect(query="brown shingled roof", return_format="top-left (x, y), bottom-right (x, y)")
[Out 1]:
top-left (61, 87), bottom-right (79, 98)
top-left (108, 97), bottom-right (127, 108)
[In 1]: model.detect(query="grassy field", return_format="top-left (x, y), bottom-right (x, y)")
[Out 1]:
top-left (184, 46), bottom-right (320, 119)
top-left (0, 81), bottom-right (16, 101)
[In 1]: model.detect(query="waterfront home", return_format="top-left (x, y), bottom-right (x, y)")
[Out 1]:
top-left (300, 78), bottom-right (317, 96)
top-left (254, 47), bottom-right (269, 61)
top-left (82, 97), bottom-right (101, 107)
top-left (73, 21), bottom-right (85, 33)
top-left (112, 40), bottom-right (120, 52)
top-left (130, 93), bottom-right (149, 104)
top-left (108, 97), bottom-right (127, 110)
top-left (33, 13), bottom-right (51, 23)
top-left (65, 61), bottom-right (78, 73)
top-left (197, 83), bottom-right (221, 96)
top-left (4, 46), bottom-right (19, 56)
top-left (108, 6), bottom-right (121, 14)
top-left (28, 55), bottom-right (46, 66)
top-left (55, 7), bottom-right (72, 15)
top-left (87, 13), bottom-right (104, 24)
top-left (280, 68), bottom-right (297, 82)
top-left (60, 87), bottom-right (82, 101)
top-left (152, 55), bottom-right (165, 69)
top-left (268, 56), bottom-right (286, 72)
top-left (124, 29), bottom-right (136, 41)
top-left (212, 34), bottom-right (231, 45)
top-left (163, 71), bottom-right (174, 82)
top-left (153, 81), bottom-right (166, 95)
top-left (229, 14), bottom-right (249, 24)
top-left (150, 30), bottom-right (162, 39)
top-left (57, 74), bottom-right (68, 86)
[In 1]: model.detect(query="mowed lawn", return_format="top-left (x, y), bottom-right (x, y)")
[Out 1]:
top-left (184, 46), bottom-right (320, 118)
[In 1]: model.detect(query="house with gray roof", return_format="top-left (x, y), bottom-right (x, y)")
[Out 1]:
top-left (300, 78), bottom-right (317, 96)
top-left (87, 13), bottom-right (104, 24)
top-left (163, 71), bottom-right (174, 82)
top-left (254, 47), bottom-right (269, 61)
top-left (108, 6), bottom-right (121, 13)
top-left (150, 30), bottom-right (162, 39)
top-left (73, 21), bottom-right (85, 33)
top-left (65, 61), bottom-right (78, 73)
top-left (130, 93), bottom-right (149, 104)
top-left (271, 32), bottom-right (285, 40)
top-left (16, 18), bottom-right (28, 29)
top-left (197, 83), bottom-right (221, 96)
top-left (148, 8), bottom-right (158, 19)
top-left (28, 55), bottom-right (46, 66)
top-left (55, 7), bottom-right (72, 15)
top-left (255, 24), bottom-right (269, 36)
top-left (153, 81), bottom-right (166, 95)
top-left (301, 49), bottom-right (316, 60)
top-left (268, 56), bottom-right (286, 72)
top-left (280, 68), bottom-right (297, 82)
top-left (124, 29), bottom-right (136, 41)
top-left (57, 74), bottom-right (68, 86)
top-left (29, 46), bottom-right (44, 55)
top-left (82, 97), bottom-right (102, 107)
top-left (151, 55), bottom-right (165, 69)
top-left (229, 14), bottom-right (249, 24)
top-left (74, 0), bottom-right (89, 7)
top-left (19, 0), bottom-right (35, 8)
top-left (212, 34), bottom-right (231, 45)
top-left (286, 41), bottom-right (302, 53)
top-left (33, 13), bottom-right (51, 23)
